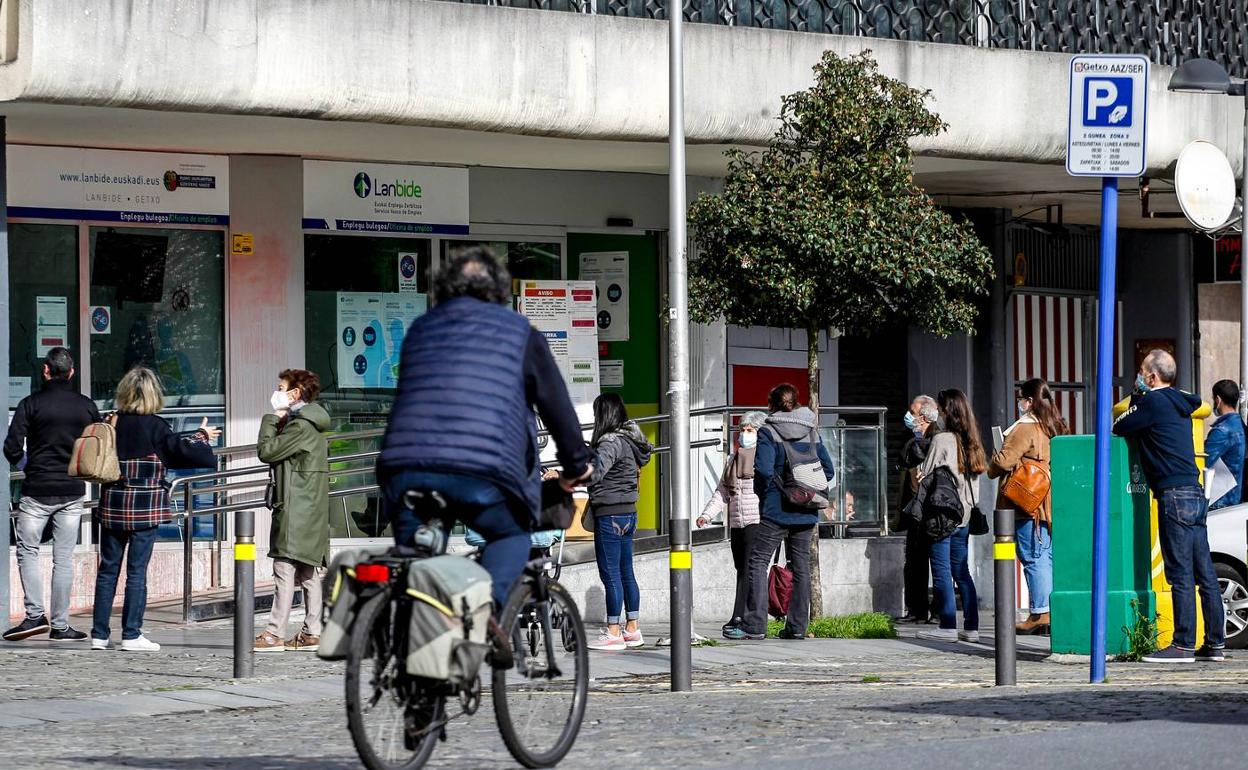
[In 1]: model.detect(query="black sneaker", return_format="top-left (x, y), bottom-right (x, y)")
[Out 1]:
top-left (1195, 645), bottom-right (1226, 662)
top-left (777, 628), bottom-right (808, 640)
top-left (3, 615), bottom-right (50, 641)
top-left (1142, 645), bottom-right (1196, 663)
top-left (49, 627), bottom-right (88, 642)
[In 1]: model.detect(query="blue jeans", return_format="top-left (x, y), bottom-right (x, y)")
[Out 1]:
top-left (91, 526), bottom-right (159, 641)
top-left (1158, 486), bottom-right (1225, 650)
top-left (929, 525), bottom-right (978, 631)
top-left (593, 513), bottom-right (640, 625)
top-left (385, 470), bottom-right (531, 609)
top-left (1015, 518), bottom-right (1052, 614)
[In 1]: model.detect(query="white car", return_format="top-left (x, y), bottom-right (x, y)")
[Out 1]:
top-left (1208, 502), bottom-right (1248, 648)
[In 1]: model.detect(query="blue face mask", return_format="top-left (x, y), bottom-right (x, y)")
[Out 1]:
top-left (1135, 373), bottom-right (1150, 394)
top-left (739, 431), bottom-right (757, 449)
top-left (903, 412), bottom-right (917, 431)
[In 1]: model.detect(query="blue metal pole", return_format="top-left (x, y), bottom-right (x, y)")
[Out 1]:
top-left (1090, 175), bottom-right (1118, 684)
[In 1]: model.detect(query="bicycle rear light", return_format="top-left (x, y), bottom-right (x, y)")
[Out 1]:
top-left (354, 563), bottom-right (391, 583)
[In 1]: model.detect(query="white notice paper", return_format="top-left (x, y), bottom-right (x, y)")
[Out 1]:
top-left (1204, 458), bottom-right (1237, 502)
top-left (35, 296), bottom-right (68, 357)
top-left (8, 376), bottom-right (30, 404)
top-left (579, 251), bottom-right (630, 342)
top-left (600, 359), bottom-right (624, 388)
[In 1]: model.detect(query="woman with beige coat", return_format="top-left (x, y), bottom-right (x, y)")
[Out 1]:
top-left (988, 377), bottom-right (1068, 635)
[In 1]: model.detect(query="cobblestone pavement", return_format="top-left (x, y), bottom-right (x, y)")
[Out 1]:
top-left (3, 619), bottom-right (1247, 769)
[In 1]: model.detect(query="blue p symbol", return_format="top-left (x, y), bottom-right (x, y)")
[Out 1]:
top-left (1084, 78), bottom-right (1132, 127)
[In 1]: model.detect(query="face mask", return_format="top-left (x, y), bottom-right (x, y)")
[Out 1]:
top-left (1017, 401), bottom-right (1030, 417)
top-left (1135, 373), bottom-right (1150, 394)
top-left (739, 432), bottom-right (757, 449)
top-left (903, 412), bottom-right (917, 431)
top-left (270, 390), bottom-right (290, 411)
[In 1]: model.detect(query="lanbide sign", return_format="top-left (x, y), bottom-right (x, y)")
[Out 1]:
top-left (1067, 55), bottom-right (1149, 177)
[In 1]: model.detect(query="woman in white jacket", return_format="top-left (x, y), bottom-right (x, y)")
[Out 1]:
top-left (697, 410), bottom-right (768, 635)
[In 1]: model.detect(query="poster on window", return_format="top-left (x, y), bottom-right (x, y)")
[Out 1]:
top-left (35, 296), bottom-right (68, 357)
top-left (518, 281), bottom-right (600, 415)
top-left (397, 253), bottom-right (420, 293)
top-left (578, 251), bottom-right (629, 342)
top-left (336, 292), bottom-right (427, 389)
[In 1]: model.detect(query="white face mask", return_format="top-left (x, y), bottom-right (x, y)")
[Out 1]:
top-left (270, 389), bottom-right (290, 411)
top-left (739, 431), bottom-right (758, 449)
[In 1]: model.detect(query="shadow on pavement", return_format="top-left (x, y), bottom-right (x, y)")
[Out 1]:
top-left (856, 687), bottom-right (1248, 726)
top-left (64, 758), bottom-right (363, 770)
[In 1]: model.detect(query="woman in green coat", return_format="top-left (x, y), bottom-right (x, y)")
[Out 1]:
top-left (254, 368), bottom-right (331, 653)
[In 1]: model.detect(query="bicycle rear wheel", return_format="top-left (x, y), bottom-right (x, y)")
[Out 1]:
top-left (492, 579), bottom-right (588, 768)
top-left (346, 591), bottom-right (444, 770)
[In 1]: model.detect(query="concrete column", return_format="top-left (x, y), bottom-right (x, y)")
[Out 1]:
top-left (226, 155), bottom-right (305, 577)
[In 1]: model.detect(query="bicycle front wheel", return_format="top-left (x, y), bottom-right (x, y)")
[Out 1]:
top-left (492, 578), bottom-right (588, 768)
top-left (345, 591), bottom-right (444, 770)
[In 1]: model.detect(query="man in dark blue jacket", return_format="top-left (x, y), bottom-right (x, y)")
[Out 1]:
top-left (1204, 379), bottom-right (1245, 510)
top-left (378, 248), bottom-right (592, 608)
top-left (1112, 349), bottom-right (1225, 662)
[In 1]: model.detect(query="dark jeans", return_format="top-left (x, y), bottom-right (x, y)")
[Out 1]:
top-left (91, 525), bottom-right (159, 641)
top-left (729, 523), bottom-right (759, 623)
top-left (929, 525), bottom-right (978, 632)
top-left (743, 518), bottom-right (814, 636)
top-left (385, 470), bottom-right (531, 609)
top-left (594, 513), bottom-right (640, 624)
top-left (903, 526), bottom-right (935, 620)
top-left (1158, 486), bottom-right (1225, 650)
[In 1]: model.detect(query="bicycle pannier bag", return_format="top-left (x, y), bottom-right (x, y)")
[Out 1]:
top-left (765, 427), bottom-right (830, 509)
top-left (405, 555), bottom-right (494, 688)
top-left (318, 546), bottom-right (392, 661)
top-left (1001, 459), bottom-right (1051, 518)
top-left (67, 421), bottom-right (120, 484)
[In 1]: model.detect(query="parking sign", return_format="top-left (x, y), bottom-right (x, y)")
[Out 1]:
top-left (1067, 55), bottom-right (1149, 177)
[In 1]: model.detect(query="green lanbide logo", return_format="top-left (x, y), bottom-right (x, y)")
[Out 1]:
top-left (353, 170), bottom-right (422, 199)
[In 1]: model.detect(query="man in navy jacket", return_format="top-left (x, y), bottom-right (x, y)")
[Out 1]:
top-left (1112, 349), bottom-right (1225, 662)
top-left (378, 247), bottom-right (592, 608)
top-left (1204, 379), bottom-right (1245, 510)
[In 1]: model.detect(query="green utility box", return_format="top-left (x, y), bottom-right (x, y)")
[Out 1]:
top-left (1049, 435), bottom-right (1155, 655)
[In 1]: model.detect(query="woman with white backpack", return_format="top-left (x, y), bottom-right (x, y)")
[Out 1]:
top-left (726, 384), bottom-right (835, 642)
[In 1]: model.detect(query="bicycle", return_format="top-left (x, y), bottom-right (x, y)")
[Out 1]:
top-left (344, 490), bottom-right (589, 770)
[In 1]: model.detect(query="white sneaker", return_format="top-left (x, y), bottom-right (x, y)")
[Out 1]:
top-left (90, 638), bottom-right (111, 651)
top-left (916, 627), bottom-right (958, 642)
top-left (587, 632), bottom-right (626, 652)
top-left (622, 628), bottom-right (644, 648)
top-left (118, 635), bottom-right (161, 652)
top-left (958, 630), bottom-right (980, 643)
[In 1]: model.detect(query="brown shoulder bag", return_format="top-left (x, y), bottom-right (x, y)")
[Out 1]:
top-left (1002, 459), bottom-right (1051, 517)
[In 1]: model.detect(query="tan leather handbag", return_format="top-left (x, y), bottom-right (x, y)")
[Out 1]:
top-left (1002, 459), bottom-right (1051, 517)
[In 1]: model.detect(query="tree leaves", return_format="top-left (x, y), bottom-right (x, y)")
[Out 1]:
top-left (688, 50), bottom-right (994, 338)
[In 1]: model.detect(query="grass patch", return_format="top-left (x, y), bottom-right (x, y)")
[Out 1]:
top-left (765, 612), bottom-right (898, 640)
top-left (1114, 599), bottom-right (1160, 663)
top-left (861, 674), bottom-right (882, 684)
top-left (695, 638), bottom-right (720, 648)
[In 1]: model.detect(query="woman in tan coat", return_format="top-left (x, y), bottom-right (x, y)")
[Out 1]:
top-left (988, 378), bottom-right (1068, 635)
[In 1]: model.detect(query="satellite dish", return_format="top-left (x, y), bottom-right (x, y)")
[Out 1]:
top-left (1174, 140), bottom-right (1237, 232)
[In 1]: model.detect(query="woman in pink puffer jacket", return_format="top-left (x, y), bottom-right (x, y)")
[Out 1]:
top-left (697, 410), bottom-right (767, 635)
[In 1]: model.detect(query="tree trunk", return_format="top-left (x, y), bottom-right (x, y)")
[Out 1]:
top-left (806, 322), bottom-right (823, 622)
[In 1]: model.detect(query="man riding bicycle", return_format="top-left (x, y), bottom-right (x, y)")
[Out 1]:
top-left (377, 247), bottom-right (592, 610)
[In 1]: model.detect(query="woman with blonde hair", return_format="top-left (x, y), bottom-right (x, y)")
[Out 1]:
top-left (916, 388), bottom-right (986, 643)
top-left (91, 367), bottom-right (219, 652)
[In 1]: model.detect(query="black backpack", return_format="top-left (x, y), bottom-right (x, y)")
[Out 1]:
top-left (902, 465), bottom-right (963, 541)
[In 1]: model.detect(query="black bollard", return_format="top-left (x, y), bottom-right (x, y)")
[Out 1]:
top-left (233, 510), bottom-right (255, 678)
top-left (994, 508), bottom-right (1017, 686)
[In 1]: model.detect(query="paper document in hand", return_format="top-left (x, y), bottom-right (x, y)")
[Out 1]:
top-left (1204, 458), bottom-right (1237, 502)
top-left (992, 426), bottom-right (1004, 452)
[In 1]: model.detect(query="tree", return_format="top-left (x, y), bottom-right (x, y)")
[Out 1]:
top-left (688, 50), bottom-right (993, 618)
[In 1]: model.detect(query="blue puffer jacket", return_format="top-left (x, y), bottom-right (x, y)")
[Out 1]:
top-left (378, 297), bottom-right (539, 515)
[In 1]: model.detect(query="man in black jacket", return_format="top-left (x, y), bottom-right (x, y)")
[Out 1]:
top-left (1113, 348), bottom-right (1225, 663)
top-left (897, 395), bottom-right (938, 623)
top-left (3, 348), bottom-right (100, 641)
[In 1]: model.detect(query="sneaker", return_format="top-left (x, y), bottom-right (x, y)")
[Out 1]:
top-left (916, 627), bottom-right (959, 642)
top-left (958, 630), bottom-right (980, 643)
top-left (90, 638), bottom-right (111, 651)
top-left (587, 632), bottom-right (626, 652)
top-left (622, 628), bottom-right (644, 648)
top-left (3, 615), bottom-right (51, 641)
top-left (1142, 645), bottom-right (1196, 664)
top-left (254, 632), bottom-right (286, 653)
top-left (118, 635), bottom-right (161, 652)
top-left (49, 627), bottom-right (88, 642)
top-left (777, 628), bottom-right (807, 640)
top-left (284, 632), bottom-right (320, 652)
top-left (1195, 645), bottom-right (1227, 662)
top-left (722, 626), bottom-right (766, 641)
top-left (721, 618), bottom-right (743, 634)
